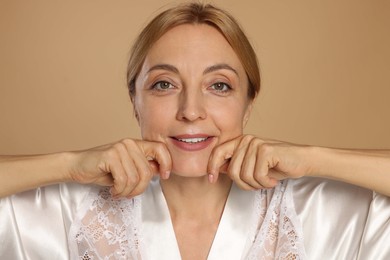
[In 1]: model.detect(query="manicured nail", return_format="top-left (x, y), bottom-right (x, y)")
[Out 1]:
top-left (208, 174), bottom-right (214, 184)
top-left (161, 170), bottom-right (170, 179)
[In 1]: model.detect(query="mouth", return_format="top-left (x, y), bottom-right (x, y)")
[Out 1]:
top-left (175, 137), bottom-right (210, 143)
top-left (170, 134), bottom-right (215, 151)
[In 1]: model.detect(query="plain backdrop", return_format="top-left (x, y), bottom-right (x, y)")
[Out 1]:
top-left (0, 0), bottom-right (389, 154)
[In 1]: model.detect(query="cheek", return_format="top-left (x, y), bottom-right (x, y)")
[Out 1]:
top-left (136, 99), bottom-right (174, 140)
top-left (209, 99), bottom-right (248, 137)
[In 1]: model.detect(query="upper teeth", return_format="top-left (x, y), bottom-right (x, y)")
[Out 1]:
top-left (178, 137), bottom-right (207, 143)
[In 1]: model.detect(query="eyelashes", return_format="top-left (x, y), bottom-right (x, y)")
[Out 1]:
top-left (209, 82), bottom-right (232, 93)
top-left (150, 81), bottom-right (175, 91)
top-left (150, 80), bottom-right (233, 95)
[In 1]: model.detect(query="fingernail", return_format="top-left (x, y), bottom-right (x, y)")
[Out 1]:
top-left (208, 174), bottom-right (214, 184)
top-left (161, 170), bottom-right (170, 179)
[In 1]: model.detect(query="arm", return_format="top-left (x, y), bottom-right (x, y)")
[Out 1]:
top-left (306, 147), bottom-right (390, 196)
top-left (0, 153), bottom-right (72, 198)
top-left (0, 139), bottom-right (171, 198)
top-left (208, 135), bottom-right (390, 196)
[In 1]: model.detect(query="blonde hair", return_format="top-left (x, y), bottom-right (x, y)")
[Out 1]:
top-left (127, 2), bottom-right (260, 101)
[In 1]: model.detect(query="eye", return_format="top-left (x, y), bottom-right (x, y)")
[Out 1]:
top-left (151, 81), bottom-right (174, 91)
top-left (210, 82), bottom-right (232, 93)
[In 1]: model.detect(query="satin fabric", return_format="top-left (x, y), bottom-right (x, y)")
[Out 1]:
top-left (1, 178), bottom-right (389, 259)
top-left (0, 183), bottom-right (91, 260)
top-left (142, 179), bottom-right (255, 260)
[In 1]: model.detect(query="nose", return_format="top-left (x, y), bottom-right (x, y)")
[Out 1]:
top-left (176, 88), bottom-right (207, 122)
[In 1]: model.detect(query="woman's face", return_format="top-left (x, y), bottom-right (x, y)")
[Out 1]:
top-left (134, 24), bottom-right (252, 177)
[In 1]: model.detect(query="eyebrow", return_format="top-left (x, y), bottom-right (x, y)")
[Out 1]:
top-left (147, 63), bottom-right (239, 78)
top-left (203, 63), bottom-right (239, 78)
top-left (147, 64), bottom-right (179, 74)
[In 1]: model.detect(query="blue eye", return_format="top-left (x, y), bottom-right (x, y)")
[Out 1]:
top-left (210, 82), bottom-right (231, 92)
top-left (152, 81), bottom-right (174, 91)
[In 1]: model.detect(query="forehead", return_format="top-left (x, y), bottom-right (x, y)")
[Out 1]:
top-left (142, 24), bottom-right (246, 75)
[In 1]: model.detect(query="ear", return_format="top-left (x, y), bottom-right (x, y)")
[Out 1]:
top-left (242, 101), bottom-right (253, 128)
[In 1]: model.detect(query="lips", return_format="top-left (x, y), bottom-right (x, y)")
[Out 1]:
top-left (170, 134), bottom-right (215, 151)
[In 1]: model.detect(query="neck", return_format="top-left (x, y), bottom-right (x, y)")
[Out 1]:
top-left (160, 174), bottom-right (232, 220)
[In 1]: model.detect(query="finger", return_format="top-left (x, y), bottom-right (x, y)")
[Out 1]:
top-left (94, 174), bottom-right (114, 187)
top-left (208, 137), bottom-right (243, 183)
top-left (240, 142), bottom-right (264, 189)
top-left (115, 149), bottom-right (140, 197)
top-left (108, 160), bottom-right (128, 196)
top-left (268, 169), bottom-right (288, 181)
top-left (227, 136), bottom-right (259, 190)
top-left (138, 141), bottom-right (172, 179)
top-left (253, 153), bottom-right (279, 188)
top-left (148, 160), bottom-right (160, 175)
top-left (126, 152), bottom-right (155, 197)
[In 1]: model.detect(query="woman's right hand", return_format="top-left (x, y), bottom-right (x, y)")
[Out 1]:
top-left (68, 139), bottom-right (172, 198)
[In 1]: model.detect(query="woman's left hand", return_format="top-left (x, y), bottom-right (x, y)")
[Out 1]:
top-left (207, 135), bottom-right (312, 190)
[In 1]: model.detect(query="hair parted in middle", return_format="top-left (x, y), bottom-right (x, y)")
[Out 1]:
top-left (127, 2), bottom-right (260, 102)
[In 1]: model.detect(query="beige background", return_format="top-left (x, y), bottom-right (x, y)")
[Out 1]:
top-left (0, 0), bottom-right (389, 154)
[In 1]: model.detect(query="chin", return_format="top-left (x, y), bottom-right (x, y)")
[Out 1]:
top-left (165, 144), bottom-right (212, 177)
top-left (170, 158), bottom-right (209, 178)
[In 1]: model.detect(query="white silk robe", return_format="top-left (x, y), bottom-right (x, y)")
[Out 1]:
top-left (1, 177), bottom-right (389, 259)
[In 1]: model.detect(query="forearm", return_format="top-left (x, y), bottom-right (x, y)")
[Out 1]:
top-left (0, 152), bottom-right (73, 198)
top-left (308, 147), bottom-right (390, 196)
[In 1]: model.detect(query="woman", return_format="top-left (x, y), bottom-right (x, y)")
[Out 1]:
top-left (1, 3), bottom-right (390, 259)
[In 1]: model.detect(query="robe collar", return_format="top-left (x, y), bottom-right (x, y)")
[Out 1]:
top-left (141, 178), bottom-right (256, 260)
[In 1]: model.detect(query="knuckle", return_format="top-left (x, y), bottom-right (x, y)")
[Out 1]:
top-left (242, 134), bottom-right (255, 143)
top-left (127, 173), bottom-right (140, 185)
top-left (120, 138), bottom-right (135, 145)
top-left (155, 142), bottom-right (168, 154)
top-left (105, 148), bottom-right (119, 161)
top-left (144, 169), bottom-right (153, 179)
top-left (113, 142), bottom-right (127, 152)
top-left (249, 137), bottom-right (262, 147)
top-left (121, 138), bottom-right (136, 146)
top-left (253, 174), bottom-right (263, 184)
top-left (258, 143), bottom-right (273, 156)
top-left (227, 169), bottom-right (239, 181)
top-left (115, 174), bottom-right (127, 185)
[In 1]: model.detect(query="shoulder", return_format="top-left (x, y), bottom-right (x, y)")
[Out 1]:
top-left (0, 183), bottom-right (92, 259)
top-left (291, 177), bottom-right (374, 212)
top-left (290, 177), bottom-right (390, 259)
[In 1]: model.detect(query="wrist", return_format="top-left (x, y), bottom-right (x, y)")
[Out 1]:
top-left (55, 151), bottom-right (75, 182)
top-left (304, 146), bottom-right (332, 178)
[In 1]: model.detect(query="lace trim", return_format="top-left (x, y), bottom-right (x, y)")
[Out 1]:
top-left (68, 187), bottom-right (144, 260)
top-left (244, 180), bottom-right (306, 259)
top-left (69, 181), bottom-right (305, 259)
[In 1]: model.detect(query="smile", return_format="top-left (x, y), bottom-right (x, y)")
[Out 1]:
top-left (177, 137), bottom-right (209, 144)
top-left (170, 135), bottom-right (214, 151)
